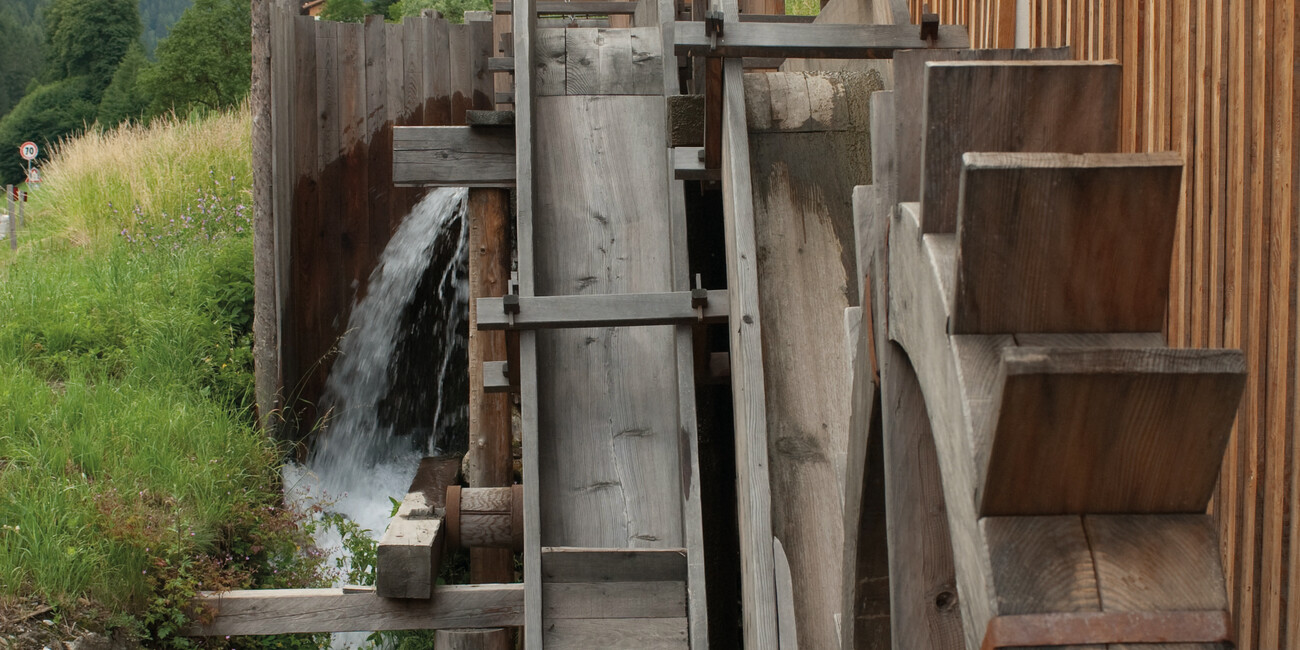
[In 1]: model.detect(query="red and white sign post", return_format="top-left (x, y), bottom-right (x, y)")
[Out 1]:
top-left (18, 141), bottom-right (38, 190)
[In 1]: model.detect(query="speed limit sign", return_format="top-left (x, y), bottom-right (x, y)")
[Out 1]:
top-left (19, 141), bottom-right (37, 161)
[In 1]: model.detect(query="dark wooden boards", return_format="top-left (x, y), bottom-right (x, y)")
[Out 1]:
top-left (186, 585), bottom-right (525, 636)
top-left (919, 61), bottom-right (1121, 233)
top-left (674, 21), bottom-right (970, 59)
top-left (980, 345), bottom-right (1247, 516)
top-left (952, 152), bottom-right (1184, 334)
top-left (892, 47), bottom-right (1072, 206)
top-left (477, 289), bottom-right (728, 329)
top-left (393, 125), bottom-right (515, 187)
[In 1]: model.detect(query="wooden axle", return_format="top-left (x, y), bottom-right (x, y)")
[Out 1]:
top-left (446, 485), bottom-right (525, 552)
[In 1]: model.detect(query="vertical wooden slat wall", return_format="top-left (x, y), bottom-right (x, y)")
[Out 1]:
top-left (909, 0), bottom-right (1299, 645)
top-left (268, 7), bottom-right (490, 435)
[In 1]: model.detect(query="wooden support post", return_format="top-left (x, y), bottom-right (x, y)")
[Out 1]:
top-left (448, 186), bottom-right (516, 650)
top-left (250, 0), bottom-right (278, 433)
top-left (16, 192), bottom-right (22, 228)
top-left (467, 188), bottom-right (515, 580)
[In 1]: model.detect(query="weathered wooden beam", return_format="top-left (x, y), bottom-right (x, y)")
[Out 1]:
top-left (496, 0), bottom-right (639, 14)
top-left (393, 126), bottom-right (516, 187)
top-left (185, 585), bottom-right (525, 636)
top-left (466, 109), bottom-right (515, 126)
top-left (376, 456), bottom-right (460, 599)
top-left (483, 360), bottom-right (513, 393)
top-left (718, 50), bottom-right (780, 647)
top-left (476, 289), bottom-right (729, 330)
top-left (673, 146), bottom-right (720, 181)
top-left (737, 13), bottom-right (814, 23)
top-left (674, 21), bottom-right (969, 59)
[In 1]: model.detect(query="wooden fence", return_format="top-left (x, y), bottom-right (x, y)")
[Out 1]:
top-left (909, 1), bottom-right (1299, 646)
top-left (269, 7), bottom-right (494, 435)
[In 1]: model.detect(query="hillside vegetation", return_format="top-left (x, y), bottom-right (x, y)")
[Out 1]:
top-left (0, 107), bottom-right (335, 648)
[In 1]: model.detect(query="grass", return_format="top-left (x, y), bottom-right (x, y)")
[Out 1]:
top-left (0, 109), bottom-right (334, 647)
top-left (786, 0), bottom-right (820, 16)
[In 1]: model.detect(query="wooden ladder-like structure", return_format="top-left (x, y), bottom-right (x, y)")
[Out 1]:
top-left (859, 48), bottom-right (1247, 649)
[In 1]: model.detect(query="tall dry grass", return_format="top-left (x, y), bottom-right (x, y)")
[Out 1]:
top-left (30, 108), bottom-right (252, 247)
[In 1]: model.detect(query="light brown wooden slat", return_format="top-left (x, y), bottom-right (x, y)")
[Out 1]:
top-left (950, 152), bottom-right (1183, 334)
top-left (918, 60), bottom-right (1121, 234)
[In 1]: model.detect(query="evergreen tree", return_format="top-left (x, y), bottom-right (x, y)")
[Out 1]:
top-left (42, 0), bottom-right (141, 91)
top-left (140, 0), bottom-right (250, 116)
top-left (97, 43), bottom-right (151, 126)
top-left (0, 76), bottom-right (97, 183)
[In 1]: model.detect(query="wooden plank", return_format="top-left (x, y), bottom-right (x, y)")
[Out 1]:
top-left (891, 47), bottom-right (1072, 205)
top-left (337, 21), bottom-right (368, 301)
top-left (465, 179), bottom-right (516, 585)
top-left (773, 537), bottom-right (798, 649)
top-left (364, 15), bottom-right (393, 267)
top-left (919, 61), bottom-right (1121, 233)
top-left (540, 547), bottom-right (688, 582)
top-left (532, 95), bottom-right (684, 549)
top-left (719, 55), bottom-right (779, 649)
top-left (477, 290), bottom-right (727, 329)
top-left (674, 21), bottom-right (970, 59)
top-left (563, 28), bottom-right (663, 95)
top-left (950, 152), bottom-right (1183, 334)
top-left (426, 16), bottom-right (452, 126)
top-left (543, 617), bottom-right (688, 649)
top-left (483, 360), bottom-right (513, 393)
top-left (468, 12), bottom-right (497, 111)
top-left (450, 23), bottom-right (473, 123)
top-left (535, 27), bottom-right (568, 95)
top-left (980, 346), bottom-right (1246, 516)
top-left (1084, 514), bottom-right (1228, 613)
top-left (738, 13), bottom-right (815, 23)
top-left (746, 70), bottom-right (877, 650)
top-left (185, 585), bottom-right (524, 636)
top-left (435, 629), bottom-right (512, 650)
top-left (543, 581), bottom-right (687, 618)
top-left (510, 0), bottom-right (541, 642)
top-left (497, 0), bottom-right (641, 14)
top-left (983, 516), bottom-right (1101, 621)
top-left (393, 126), bottom-right (515, 187)
top-left (878, 343), bottom-right (964, 650)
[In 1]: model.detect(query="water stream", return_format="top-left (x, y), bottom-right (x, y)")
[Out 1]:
top-left (284, 187), bottom-right (469, 585)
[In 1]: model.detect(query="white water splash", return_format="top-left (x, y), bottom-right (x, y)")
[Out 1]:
top-left (284, 187), bottom-right (468, 586)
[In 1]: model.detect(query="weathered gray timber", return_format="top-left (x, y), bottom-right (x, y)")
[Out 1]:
top-left (743, 70), bottom-right (878, 650)
top-left (533, 95), bottom-right (684, 549)
top-left (186, 585), bottom-right (525, 636)
top-left (393, 126), bottom-right (516, 187)
top-left (675, 21), bottom-right (969, 59)
top-left (476, 290), bottom-right (728, 329)
top-left (482, 360), bottom-right (512, 393)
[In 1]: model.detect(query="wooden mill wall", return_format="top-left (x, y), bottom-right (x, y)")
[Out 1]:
top-left (268, 6), bottom-right (493, 435)
top-left (907, 1), bottom-right (1300, 646)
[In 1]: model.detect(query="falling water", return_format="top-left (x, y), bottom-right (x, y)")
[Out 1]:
top-left (285, 187), bottom-right (469, 563)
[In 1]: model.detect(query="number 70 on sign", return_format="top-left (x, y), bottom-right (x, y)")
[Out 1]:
top-left (19, 142), bottom-right (37, 161)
